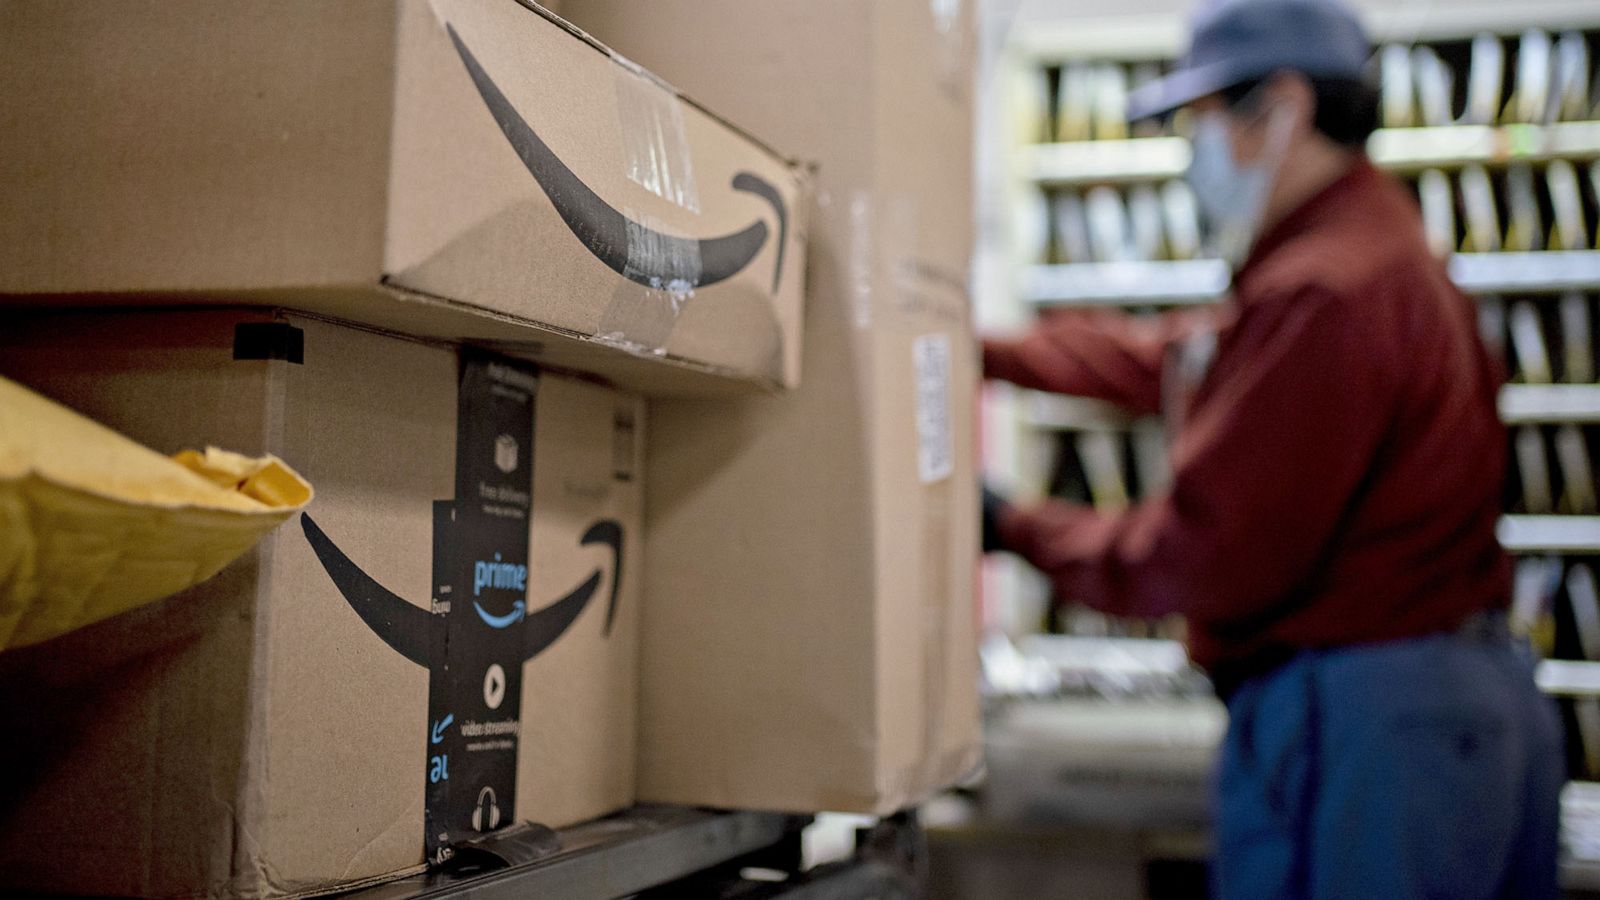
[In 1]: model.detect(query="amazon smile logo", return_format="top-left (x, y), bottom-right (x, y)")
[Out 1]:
top-left (472, 552), bottom-right (528, 629)
top-left (446, 24), bottom-right (789, 295)
top-left (301, 515), bottom-right (623, 667)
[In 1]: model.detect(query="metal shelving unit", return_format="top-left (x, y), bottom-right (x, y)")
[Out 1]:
top-left (1498, 516), bottom-right (1600, 554)
top-left (1502, 385), bottom-right (1600, 424)
top-left (1025, 251), bottom-right (1600, 307)
top-left (1023, 259), bottom-right (1229, 307)
top-left (1541, 659), bottom-right (1600, 697)
top-left (342, 806), bottom-right (920, 900)
top-left (1024, 122), bottom-right (1600, 186)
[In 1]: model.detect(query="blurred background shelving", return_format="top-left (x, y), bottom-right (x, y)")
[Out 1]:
top-left (967, 1), bottom-right (1600, 895)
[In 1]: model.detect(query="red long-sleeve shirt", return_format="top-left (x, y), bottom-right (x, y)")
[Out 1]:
top-left (986, 159), bottom-right (1510, 680)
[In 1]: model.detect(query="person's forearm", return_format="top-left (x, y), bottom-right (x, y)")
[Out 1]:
top-left (981, 310), bottom-right (1196, 415)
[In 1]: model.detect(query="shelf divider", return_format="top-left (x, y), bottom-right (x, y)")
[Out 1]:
top-left (1025, 252), bottom-right (1600, 307)
top-left (1023, 122), bottom-right (1600, 188)
top-left (1500, 385), bottom-right (1600, 424)
top-left (1499, 516), bottom-right (1600, 554)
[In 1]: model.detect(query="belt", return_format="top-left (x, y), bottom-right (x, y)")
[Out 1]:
top-left (1211, 608), bottom-right (1512, 702)
top-left (1454, 609), bottom-right (1511, 644)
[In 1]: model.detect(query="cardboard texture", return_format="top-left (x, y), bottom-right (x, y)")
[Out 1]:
top-left (561, 0), bottom-right (983, 813)
top-left (0, 311), bottom-right (641, 898)
top-left (0, 0), bottom-right (807, 395)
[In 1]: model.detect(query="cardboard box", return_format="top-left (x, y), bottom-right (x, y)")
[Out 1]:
top-left (561, 0), bottom-right (984, 813)
top-left (0, 311), bottom-right (642, 898)
top-left (0, 0), bottom-right (807, 395)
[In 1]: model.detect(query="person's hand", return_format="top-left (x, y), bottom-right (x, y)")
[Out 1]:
top-left (982, 484), bottom-right (1013, 554)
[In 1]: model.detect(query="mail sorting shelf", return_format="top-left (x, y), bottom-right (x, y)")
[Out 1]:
top-left (1024, 122), bottom-right (1600, 188)
top-left (341, 806), bottom-right (922, 900)
top-left (1024, 251), bottom-right (1600, 307)
top-left (989, 8), bottom-right (1600, 797)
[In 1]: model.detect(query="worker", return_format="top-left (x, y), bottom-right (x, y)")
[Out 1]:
top-left (982, 1), bottom-right (1564, 896)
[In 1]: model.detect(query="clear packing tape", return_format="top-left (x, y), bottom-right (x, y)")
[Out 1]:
top-left (599, 56), bottom-right (704, 356)
top-left (597, 54), bottom-right (787, 380)
top-left (0, 376), bottom-right (312, 652)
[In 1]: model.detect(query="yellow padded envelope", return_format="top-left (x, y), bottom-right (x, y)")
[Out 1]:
top-left (0, 376), bottom-right (311, 652)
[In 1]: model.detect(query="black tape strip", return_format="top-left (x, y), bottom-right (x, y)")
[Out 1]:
top-left (232, 323), bottom-right (304, 364)
top-left (425, 501), bottom-right (461, 861)
top-left (298, 351), bottom-right (630, 865)
top-left (425, 352), bottom-right (539, 857)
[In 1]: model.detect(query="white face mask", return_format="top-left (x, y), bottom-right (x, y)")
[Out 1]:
top-left (1185, 100), bottom-right (1297, 268)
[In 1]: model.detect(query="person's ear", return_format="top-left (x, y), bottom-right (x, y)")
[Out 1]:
top-left (1233, 71), bottom-right (1313, 163)
top-left (1264, 70), bottom-right (1316, 136)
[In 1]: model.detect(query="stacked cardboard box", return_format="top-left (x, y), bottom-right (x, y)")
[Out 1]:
top-left (560, 0), bottom-right (985, 814)
top-left (0, 0), bottom-right (983, 895)
top-left (0, 0), bottom-right (807, 394)
top-left (0, 1), bottom-right (806, 896)
top-left (0, 312), bottom-right (645, 897)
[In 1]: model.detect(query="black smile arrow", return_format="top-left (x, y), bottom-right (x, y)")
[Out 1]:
top-left (446, 24), bottom-right (788, 294)
top-left (302, 514), bottom-right (433, 667)
top-left (524, 519), bottom-right (624, 659)
top-left (301, 514), bottom-right (624, 667)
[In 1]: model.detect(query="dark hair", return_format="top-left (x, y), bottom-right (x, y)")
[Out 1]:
top-left (1220, 74), bottom-right (1381, 147)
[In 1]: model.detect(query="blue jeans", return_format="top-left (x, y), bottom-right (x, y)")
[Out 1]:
top-left (1215, 634), bottom-right (1565, 899)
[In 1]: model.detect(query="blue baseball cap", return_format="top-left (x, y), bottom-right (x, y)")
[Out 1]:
top-left (1127, 0), bottom-right (1373, 121)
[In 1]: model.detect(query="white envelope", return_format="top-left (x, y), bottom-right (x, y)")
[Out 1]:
top-left (1465, 33), bottom-right (1505, 125)
top-left (1560, 292), bottom-right (1595, 384)
top-left (1086, 186), bottom-right (1135, 263)
top-left (1512, 29), bottom-right (1554, 124)
top-left (1057, 63), bottom-right (1094, 143)
top-left (1418, 169), bottom-right (1457, 259)
top-left (1510, 300), bottom-right (1554, 384)
top-left (1380, 44), bottom-right (1416, 128)
top-left (1460, 165), bottom-right (1503, 253)
top-left (1549, 160), bottom-right (1590, 252)
top-left (1075, 430), bottom-right (1130, 512)
top-left (1412, 46), bottom-right (1455, 126)
top-left (1515, 424), bottom-right (1555, 514)
top-left (1505, 163), bottom-right (1545, 252)
top-left (1052, 190), bottom-right (1094, 265)
top-left (1556, 423), bottom-right (1597, 514)
top-left (1554, 32), bottom-right (1591, 121)
top-left (1160, 180), bottom-right (1203, 261)
top-left (1092, 64), bottom-right (1130, 141)
top-left (1126, 184), bottom-right (1166, 262)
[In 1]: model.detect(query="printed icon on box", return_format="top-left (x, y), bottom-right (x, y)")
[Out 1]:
top-left (472, 786), bottom-right (501, 832)
top-left (484, 663), bottom-right (506, 710)
top-left (431, 714), bottom-right (454, 745)
top-left (494, 434), bottom-right (518, 474)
